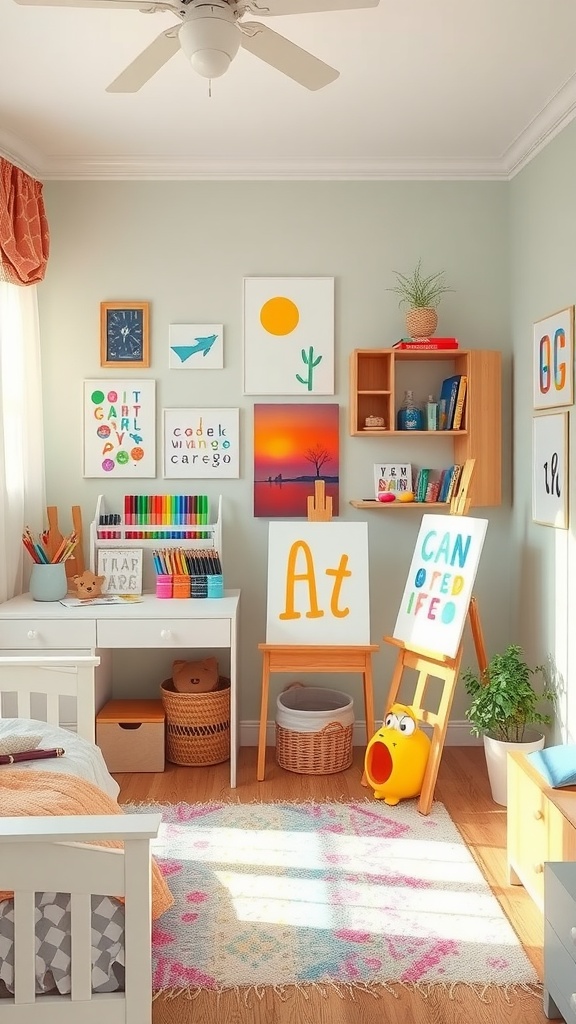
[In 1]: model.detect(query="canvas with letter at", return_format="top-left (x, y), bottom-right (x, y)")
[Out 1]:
top-left (266, 521), bottom-right (370, 645)
top-left (393, 514), bottom-right (488, 658)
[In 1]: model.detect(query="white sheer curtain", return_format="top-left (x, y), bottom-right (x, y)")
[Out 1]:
top-left (0, 281), bottom-right (46, 601)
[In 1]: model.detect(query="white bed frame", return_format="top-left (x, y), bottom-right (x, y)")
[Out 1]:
top-left (0, 655), bottom-right (160, 1024)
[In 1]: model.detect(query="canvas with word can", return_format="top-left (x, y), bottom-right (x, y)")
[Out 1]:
top-left (393, 514), bottom-right (488, 658)
top-left (266, 521), bottom-right (370, 645)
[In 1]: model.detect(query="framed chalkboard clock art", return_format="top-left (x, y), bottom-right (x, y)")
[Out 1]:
top-left (100, 301), bottom-right (150, 368)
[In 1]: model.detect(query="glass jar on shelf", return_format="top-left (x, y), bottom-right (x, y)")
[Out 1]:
top-left (397, 390), bottom-right (423, 430)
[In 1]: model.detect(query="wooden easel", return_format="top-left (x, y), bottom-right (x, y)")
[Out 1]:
top-left (378, 459), bottom-right (488, 815)
top-left (256, 480), bottom-right (379, 782)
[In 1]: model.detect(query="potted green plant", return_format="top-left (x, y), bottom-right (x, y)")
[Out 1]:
top-left (463, 644), bottom-right (555, 806)
top-left (388, 259), bottom-right (452, 338)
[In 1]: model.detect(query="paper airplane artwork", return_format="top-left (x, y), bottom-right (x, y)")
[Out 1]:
top-left (169, 324), bottom-right (224, 370)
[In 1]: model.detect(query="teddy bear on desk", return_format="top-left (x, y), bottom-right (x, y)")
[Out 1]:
top-left (71, 569), bottom-right (106, 601)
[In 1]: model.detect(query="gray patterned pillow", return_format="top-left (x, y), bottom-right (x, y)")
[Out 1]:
top-left (0, 735), bottom-right (42, 756)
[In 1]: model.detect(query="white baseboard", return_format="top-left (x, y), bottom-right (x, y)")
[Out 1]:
top-left (239, 720), bottom-right (482, 747)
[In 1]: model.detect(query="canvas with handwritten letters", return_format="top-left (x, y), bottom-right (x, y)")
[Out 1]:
top-left (393, 514), bottom-right (488, 658)
top-left (266, 521), bottom-right (370, 645)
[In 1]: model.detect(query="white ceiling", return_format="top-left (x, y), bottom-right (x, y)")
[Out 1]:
top-left (3, 0), bottom-right (576, 180)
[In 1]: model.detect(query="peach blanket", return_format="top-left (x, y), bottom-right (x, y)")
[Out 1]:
top-left (0, 768), bottom-right (173, 919)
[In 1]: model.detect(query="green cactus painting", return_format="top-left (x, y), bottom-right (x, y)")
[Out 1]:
top-left (296, 346), bottom-right (323, 391)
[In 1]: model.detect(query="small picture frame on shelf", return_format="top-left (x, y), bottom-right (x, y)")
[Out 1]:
top-left (100, 301), bottom-right (150, 369)
top-left (97, 548), bottom-right (143, 595)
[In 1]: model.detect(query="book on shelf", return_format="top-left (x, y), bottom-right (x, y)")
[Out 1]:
top-left (446, 465), bottom-right (463, 503)
top-left (374, 463), bottom-right (413, 499)
top-left (438, 374), bottom-right (463, 429)
top-left (414, 468), bottom-right (430, 502)
top-left (393, 337), bottom-right (459, 350)
top-left (451, 375), bottom-right (468, 430)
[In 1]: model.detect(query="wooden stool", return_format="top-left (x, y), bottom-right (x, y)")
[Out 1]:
top-left (256, 643), bottom-right (378, 782)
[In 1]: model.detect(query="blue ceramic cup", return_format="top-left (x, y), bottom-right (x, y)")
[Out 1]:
top-left (29, 562), bottom-right (68, 602)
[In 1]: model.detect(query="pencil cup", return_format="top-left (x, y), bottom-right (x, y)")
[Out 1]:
top-left (29, 562), bottom-right (68, 602)
top-left (207, 575), bottom-right (224, 599)
top-left (190, 575), bottom-right (208, 599)
top-left (173, 574), bottom-right (190, 599)
top-left (155, 574), bottom-right (173, 599)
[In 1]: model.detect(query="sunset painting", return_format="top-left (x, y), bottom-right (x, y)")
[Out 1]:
top-left (254, 404), bottom-right (339, 518)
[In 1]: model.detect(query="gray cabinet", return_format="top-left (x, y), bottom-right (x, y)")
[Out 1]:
top-left (544, 862), bottom-right (576, 1020)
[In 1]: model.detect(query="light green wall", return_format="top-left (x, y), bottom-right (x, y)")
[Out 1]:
top-left (510, 122), bottom-right (576, 743)
top-left (40, 180), bottom-right (511, 730)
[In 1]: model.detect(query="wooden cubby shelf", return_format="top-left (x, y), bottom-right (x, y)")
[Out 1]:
top-left (349, 347), bottom-right (502, 507)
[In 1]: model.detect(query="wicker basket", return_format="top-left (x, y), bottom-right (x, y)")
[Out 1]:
top-left (160, 677), bottom-right (230, 766)
top-left (275, 720), bottom-right (354, 775)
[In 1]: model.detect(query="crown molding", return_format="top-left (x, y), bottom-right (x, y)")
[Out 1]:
top-left (503, 70), bottom-right (576, 178)
top-left (4, 79), bottom-right (576, 182)
top-left (0, 128), bottom-right (44, 179)
top-left (4, 155), bottom-right (510, 181)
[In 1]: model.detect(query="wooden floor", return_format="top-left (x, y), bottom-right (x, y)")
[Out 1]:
top-left (116, 746), bottom-right (550, 1024)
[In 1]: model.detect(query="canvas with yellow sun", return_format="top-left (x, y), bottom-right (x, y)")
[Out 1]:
top-left (243, 277), bottom-right (334, 395)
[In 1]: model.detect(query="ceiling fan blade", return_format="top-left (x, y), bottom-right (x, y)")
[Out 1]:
top-left (106, 27), bottom-right (180, 92)
top-left (241, 22), bottom-right (338, 91)
top-left (14, 0), bottom-right (166, 8)
top-left (248, 0), bottom-right (380, 15)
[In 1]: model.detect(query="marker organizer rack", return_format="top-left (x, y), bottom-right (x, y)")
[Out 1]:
top-left (153, 547), bottom-right (224, 600)
top-left (89, 493), bottom-right (223, 572)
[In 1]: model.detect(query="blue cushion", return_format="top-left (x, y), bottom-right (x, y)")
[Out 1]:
top-left (526, 745), bottom-right (576, 788)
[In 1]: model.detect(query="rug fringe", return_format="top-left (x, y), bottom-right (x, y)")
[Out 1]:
top-left (152, 980), bottom-right (543, 1004)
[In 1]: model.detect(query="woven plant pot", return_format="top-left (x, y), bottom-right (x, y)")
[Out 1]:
top-left (405, 307), bottom-right (438, 338)
top-left (161, 677), bottom-right (230, 766)
top-left (276, 720), bottom-right (353, 775)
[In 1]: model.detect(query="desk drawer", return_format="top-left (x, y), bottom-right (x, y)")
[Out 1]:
top-left (544, 921), bottom-right (576, 1024)
top-left (546, 864), bottom-right (576, 963)
top-left (97, 618), bottom-right (231, 649)
top-left (0, 619), bottom-right (96, 649)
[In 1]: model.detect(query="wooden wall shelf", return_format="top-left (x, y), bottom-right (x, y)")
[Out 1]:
top-left (349, 500), bottom-right (450, 510)
top-left (349, 347), bottom-right (502, 507)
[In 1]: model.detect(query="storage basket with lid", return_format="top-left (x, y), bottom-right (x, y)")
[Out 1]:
top-left (160, 676), bottom-right (230, 766)
top-left (275, 685), bottom-right (354, 775)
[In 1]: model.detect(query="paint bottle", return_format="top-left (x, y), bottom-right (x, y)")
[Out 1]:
top-left (426, 395), bottom-right (438, 431)
top-left (397, 390), bottom-right (423, 431)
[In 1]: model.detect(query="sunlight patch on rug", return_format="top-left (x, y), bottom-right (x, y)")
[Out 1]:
top-left (126, 800), bottom-right (538, 996)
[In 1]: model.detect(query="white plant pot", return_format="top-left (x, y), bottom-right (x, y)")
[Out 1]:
top-left (483, 730), bottom-right (545, 806)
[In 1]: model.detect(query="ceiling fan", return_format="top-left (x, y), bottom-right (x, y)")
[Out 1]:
top-left (14, 0), bottom-right (380, 93)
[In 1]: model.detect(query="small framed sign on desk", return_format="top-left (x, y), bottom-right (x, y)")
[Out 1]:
top-left (100, 301), bottom-right (150, 368)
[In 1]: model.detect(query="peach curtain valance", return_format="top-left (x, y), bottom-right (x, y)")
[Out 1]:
top-left (0, 158), bottom-right (49, 286)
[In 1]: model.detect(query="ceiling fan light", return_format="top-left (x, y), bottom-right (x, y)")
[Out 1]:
top-left (179, 15), bottom-right (240, 79)
top-left (189, 48), bottom-right (231, 79)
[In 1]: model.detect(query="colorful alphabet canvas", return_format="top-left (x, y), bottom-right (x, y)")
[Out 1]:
top-left (168, 324), bottom-right (223, 370)
top-left (266, 521), bottom-right (370, 645)
top-left (393, 514), bottom-right (488, 658)
top-left (83, 380), bottom-right (155, 478)
top-left (243, 277), bottom-right (334, 395)
top-left (254, 403), bottom-right (339, 517)
top-left (533, 306), bottom-right (574, 409)
top-left (163, 408), bottom-right (239, 478)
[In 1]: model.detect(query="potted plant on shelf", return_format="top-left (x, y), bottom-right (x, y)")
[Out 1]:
top-left (388, 259), bottom-right (452, 338)
top-left (463, 644), bottom-right (555, 806)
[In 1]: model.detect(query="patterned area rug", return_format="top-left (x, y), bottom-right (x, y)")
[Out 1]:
top-left (128, 800), bottom-right (538, 998)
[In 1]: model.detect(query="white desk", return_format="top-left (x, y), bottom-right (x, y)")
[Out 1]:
top-left (0, 590), bottom-right (241, 788)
